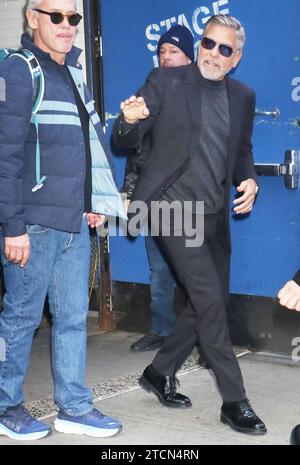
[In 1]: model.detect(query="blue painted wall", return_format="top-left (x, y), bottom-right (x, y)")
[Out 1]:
top-left (99, 0), bottom-right (300, 296)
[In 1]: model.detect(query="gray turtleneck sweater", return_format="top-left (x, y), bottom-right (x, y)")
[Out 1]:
top-left (162, 70), bottom-right (230, 214)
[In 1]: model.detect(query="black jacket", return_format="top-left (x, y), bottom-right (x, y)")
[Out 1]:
top-left (113, 63), bottom-right (257, 253)
top-left (121, 136), bottom-right (150, 199)
top-left (294, 270), bottom-right (300, 285)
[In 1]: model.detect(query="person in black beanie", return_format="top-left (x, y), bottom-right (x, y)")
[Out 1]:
top-left (156, 24), bottom-right (195, 65)
top-left (123, 25), bottom-right (195, 353)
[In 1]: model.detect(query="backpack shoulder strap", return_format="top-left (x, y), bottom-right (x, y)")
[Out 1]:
top-left (0, 49), bottom-right (17, 61)
top-left (10, 49), bottom-right (45, 115)
top-left (8, 49), bottom-right (46, 191)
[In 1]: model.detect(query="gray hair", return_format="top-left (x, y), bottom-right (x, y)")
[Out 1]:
top-left (25, 0), bottom-right (77, 34)
top-left (26, 0), bottom-right (77, 11)
top-left (204, 15), bottom-right (246, 50)
top-left (26, 0), bottom-right (42, 10)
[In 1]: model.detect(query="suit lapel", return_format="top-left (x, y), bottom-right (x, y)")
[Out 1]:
top-left (184, 63), bottom-right (202, 130)
top-left (226, 77), bottom-right (242, 168)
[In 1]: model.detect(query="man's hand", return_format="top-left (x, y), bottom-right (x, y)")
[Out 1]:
top-left (233, 178), bottom-right (257, 214)
top-left (5, 233), bottom-right (30, 268)
top-left (123, 199), bottom-right (131, 213)
top-left (278, 280), bottom-right (300, 311)
top-left (87, 213), bottom-right (106, 228)
top-left (121, 96), bottom-right (150, 124)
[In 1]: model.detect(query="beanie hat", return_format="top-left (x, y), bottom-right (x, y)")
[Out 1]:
top-left (157, 25), bottom-right (195, 62)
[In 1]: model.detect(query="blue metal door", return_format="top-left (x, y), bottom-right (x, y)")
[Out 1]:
top-left (99, 0), bottom-right (300, 298)
top-left (228, 1), bottom-right (300, 297)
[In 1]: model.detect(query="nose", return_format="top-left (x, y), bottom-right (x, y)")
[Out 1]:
top-left (61, 16), bottom-right (71, 27)
top-left (210, 45), bottom-right (219, 58)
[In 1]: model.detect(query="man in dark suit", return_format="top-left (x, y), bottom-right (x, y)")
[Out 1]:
top-left (123, 25), bottom-right (194, 353)
top-left (113, 14), bottom-right (266, 435)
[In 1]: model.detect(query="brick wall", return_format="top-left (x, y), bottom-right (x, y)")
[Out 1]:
top-left (0, 0), bottom-right (86, 77)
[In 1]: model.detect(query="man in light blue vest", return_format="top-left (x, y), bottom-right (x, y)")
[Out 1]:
top-left (0, 0), bottom-right (125, 441)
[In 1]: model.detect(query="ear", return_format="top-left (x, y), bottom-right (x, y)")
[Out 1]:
top-left (26, 10), bottom-right (39, 31)
top-left (232, 49), bottom-right (243, 69)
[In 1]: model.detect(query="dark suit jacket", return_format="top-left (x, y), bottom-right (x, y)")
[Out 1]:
top-left (113, 62), bottom-right (257, 254)
top-left (294, 270), bottom-right (300, 285)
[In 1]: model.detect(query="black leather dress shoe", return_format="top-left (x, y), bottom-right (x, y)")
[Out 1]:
top-left (130, 333), bottom-right (164, 352)
top-left (290, 425), bottom-right (300, 445)
top-left (139, 365), bottom-right (192, 408)
top-left (221, 400), bottom-right (267, 435)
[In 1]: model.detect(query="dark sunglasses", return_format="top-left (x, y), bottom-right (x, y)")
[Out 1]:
top-left (201, 37), bottom-right (237, 58)
top-left (33, 9), bottom-right (82, 26)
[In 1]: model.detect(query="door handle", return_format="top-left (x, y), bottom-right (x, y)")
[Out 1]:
top-left (255, 108), bottom-right (280, 119)
top-left (255, 150), bottom-right (299, 189)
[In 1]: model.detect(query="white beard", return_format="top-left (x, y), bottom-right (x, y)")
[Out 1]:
top-left (198, 58), bottom-right (225, 81)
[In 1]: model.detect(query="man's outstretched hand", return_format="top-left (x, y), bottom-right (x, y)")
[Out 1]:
top-left (121, 96), bottom-right (150, 124)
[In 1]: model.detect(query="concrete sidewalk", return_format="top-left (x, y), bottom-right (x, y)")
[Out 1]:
top-left (1, 314), bottom-right (300, 445)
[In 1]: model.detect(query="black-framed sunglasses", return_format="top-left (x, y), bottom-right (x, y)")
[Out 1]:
top-left (33, 9), bottom-right (82, 26)
top-left (201, 37), bottom-right (237, 58)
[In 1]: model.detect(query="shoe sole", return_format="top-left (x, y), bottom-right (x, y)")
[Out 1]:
top-left (0, 424), bottom-right (51, 441)
top-left (130, 345), bottom-right (163, 353)
top-left (220, 413), bottom-right (267, 435)
top-left (54, 419), bottom-right (122, 438)
top-left (139, 376), bottom-right (192, 409)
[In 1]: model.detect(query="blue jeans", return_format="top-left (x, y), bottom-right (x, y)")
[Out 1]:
top-left (145, 235), bottom-right (176, 337)
top-left (0, 219), bottom-right (93, 416)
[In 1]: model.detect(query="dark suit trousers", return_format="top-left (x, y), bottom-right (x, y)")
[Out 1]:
top-left (151, 213), bottom-right (246, 403)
